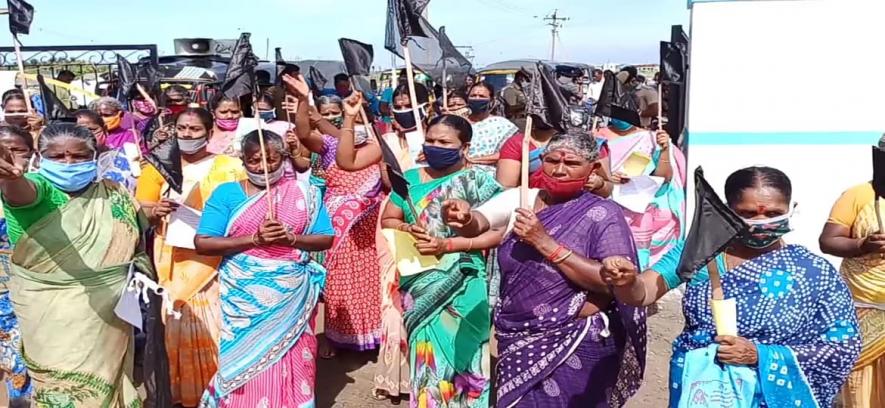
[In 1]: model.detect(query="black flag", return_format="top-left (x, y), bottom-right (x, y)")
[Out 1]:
top-left (307, 66), bottom-right (327, 94)
top-left (7, 0), bottom-right (33, 35)
top-left (135, 61), bottom-right (162, 96)
top-left (676, 167), bottom-right (748, 281)
top-left (275, 47), bottom-right (286, 86)
top-left (146, 135), bottom-right (184, 194)
top-left (385, 7), bottom-right (473, 88)
top-left (379, 139), bottom-right (410, 201)
top-left (595, 70), bottom-right (642, 127)
top-left (390, 0), bottom-right (430, 43)
top-left (339, 38), bottom-right (374, 77)
top-left (526, 62), bottom-right (570, 133)
top-left (36, 74), bottom-right (72, 121)
top-left (659, 41), bottom-right (685, 84)
top-left (116, 54), bottom-right (137, 106)
top-left (221, 32), bottom-right (258, 100)
top-left (872, 146), bottom-right (885, 198)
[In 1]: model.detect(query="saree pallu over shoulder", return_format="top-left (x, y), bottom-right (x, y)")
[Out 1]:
top-left (671, 245), bottom-right (861, 407)
top-left (10, 180), bottom-right (147, 407)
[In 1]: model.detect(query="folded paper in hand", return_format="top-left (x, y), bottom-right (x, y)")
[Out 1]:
top-left (381, 228), bottom-right (440, 277)
top-left (620, 151), bottom-right (652, 178)
top-left (165, 205), bottom-right (202, 249)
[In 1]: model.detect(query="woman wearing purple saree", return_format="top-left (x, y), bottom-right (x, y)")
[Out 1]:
top-left (444, 130), bottom-right (646, 407)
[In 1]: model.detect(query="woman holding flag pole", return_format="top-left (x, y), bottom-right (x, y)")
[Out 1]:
top-left (603, 166), bottom-right (860, 407)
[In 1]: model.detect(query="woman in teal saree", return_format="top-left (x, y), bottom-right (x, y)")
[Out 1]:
top-left (380, 115), bottom-right (503, 407)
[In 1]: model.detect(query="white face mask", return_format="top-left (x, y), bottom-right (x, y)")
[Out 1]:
top-left (246, 162), bottom-right (287, 187)
top-left (178, 137), bottom-right (208, 154)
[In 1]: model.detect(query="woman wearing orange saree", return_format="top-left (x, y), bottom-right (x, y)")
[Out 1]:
top-left (136, 108), bottom-right (245, 407)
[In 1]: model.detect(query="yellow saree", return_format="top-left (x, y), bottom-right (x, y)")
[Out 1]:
top-left (833, 183), bottom-right (885, 407)
top-left (135, 155), bottom-right (245, 407)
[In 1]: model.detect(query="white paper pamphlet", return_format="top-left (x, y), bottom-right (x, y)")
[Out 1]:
top-left (114, 264), bottom-right (142, 330)
top-left (612, 175), bottom-right (664, 213)
top-left (164, 205), bottom-right (202, 249)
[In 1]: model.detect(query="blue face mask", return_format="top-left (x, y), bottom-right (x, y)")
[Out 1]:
top-left (422, 144), bottom-right (463, 170)
top-left (609, 118), bottom-right (634, 131)
top-left (38, 157), bottom-right (97, 192)
top-left (259, 110), bottom-right (276, 122)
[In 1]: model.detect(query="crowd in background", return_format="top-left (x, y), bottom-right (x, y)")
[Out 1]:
top-left (0, 60), bottom-right (873, 408)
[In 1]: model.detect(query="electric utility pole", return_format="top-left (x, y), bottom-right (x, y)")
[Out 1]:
top-left (542, 9), bottom-right (569, 61)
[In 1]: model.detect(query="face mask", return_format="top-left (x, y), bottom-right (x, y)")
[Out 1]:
top-left (247, 162), bottom-right (286, 187)
top-left (38, 157), bottom-right (97, 192)
top-left (529, 169), bottom-right (586, 200)
top-left (467, 99), bottom-right (491, 114)
top-left (448, 107), bottom-right (470, 118)
top-left (258, 110), bottom-right (276, 122)
top-left (103, 112), bottom-right (122, 131)
top-left (167, 104), bottom-right (187, 116)
top-left (393, 105), bottom-right (426, 131)
top-left (132, 99), bottom-right (157, 115)
top-left (215, 117), bottom-right (239, 131)
top-left (422, 144), bottom-right (463, 170)
top-left (609, 118), bottom-right (634, 131)
top-left (326, 115), bottom-right (344, 129)
top-left (178, 137), bottom-right (208, 154)
top-left (354, 125), bottom-right (369, 145)
top-left (739, 213), bottom-right (792, 249)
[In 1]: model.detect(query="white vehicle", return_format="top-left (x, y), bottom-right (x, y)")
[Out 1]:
top-left (685, 0), bottom-right (885, 261)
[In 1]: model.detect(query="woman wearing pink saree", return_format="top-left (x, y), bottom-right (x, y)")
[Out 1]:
top-left (195, 130), bottom-right (334, 407)
top-left (596, 121), bottom-right (686, 269)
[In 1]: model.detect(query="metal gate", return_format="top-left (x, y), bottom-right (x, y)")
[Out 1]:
top-left (0, 44), bottom-right (158, 107)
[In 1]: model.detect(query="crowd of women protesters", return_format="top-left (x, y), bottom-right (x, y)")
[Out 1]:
top-left (0, 64), bottom-right (872, 408)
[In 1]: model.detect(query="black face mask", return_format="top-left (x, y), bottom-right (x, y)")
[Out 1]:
top-left (467, 99), bottom-right (491, 114)
top-left (393, 106), bottom-right (425, 131)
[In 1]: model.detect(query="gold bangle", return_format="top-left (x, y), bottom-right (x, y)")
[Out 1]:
top-left (552, 249), bottom-right (574, 264)
top-left (467, 238), bottom-right (474, 252)
top-left (251, 233), bottom-right (261, 247)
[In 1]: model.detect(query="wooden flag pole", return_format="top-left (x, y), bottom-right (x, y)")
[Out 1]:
top-left (11, 35), bottom-right (33, 113)
top-left (591, 116), bottom-right (599, 132)
top-left (401, 44), bottom-right (425, 142)
top-left (657, 83), bottom-right (663, 130)
top-left (253, 99), bottom-right (276, 220)
top-left (441, 59), bottom-right (448, 112)
top-left (520, 116), bottom-right (534, 209)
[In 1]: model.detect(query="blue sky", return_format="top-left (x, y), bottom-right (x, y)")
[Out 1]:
top-left (16, 0), bottom-right (689, 68)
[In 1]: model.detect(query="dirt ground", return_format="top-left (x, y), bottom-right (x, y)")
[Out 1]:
top-left (315, 294), bottom-right (685, 407)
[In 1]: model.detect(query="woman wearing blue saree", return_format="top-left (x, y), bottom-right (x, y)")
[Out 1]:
top-left (380, 114), bottom-right (504, 407)
top-left (195, 130), bottom-right (333, 407)
top-left (602, 166), bottom-right (861, 407)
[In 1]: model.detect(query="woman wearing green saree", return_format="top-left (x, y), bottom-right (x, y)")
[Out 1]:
top-left (380, 115), bottom-right (504, 408)
top-left (0, 124), bottom-right (151, 407)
